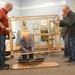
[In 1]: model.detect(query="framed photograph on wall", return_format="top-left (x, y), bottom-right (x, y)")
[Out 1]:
top-left (33, 23), bottom-right (39, 30)
top-left (41, 19), bottom-right (48, 26)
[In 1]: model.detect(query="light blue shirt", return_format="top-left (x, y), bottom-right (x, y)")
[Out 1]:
top-left (20, 36), bottom-right (34, 51)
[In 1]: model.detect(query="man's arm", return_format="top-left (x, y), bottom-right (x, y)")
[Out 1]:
top-left (0, 11), bottom-right (5, 28)
top-left (0, 22), bottom-right (12, 32)
top-left (0, 22), bottom-right (5, 29)
top-left (57, 16), bottom-right (66, 27)
top-left (20, 38), bottom-right (26, 51)
top-left (0, 12), bottom-right (11, 31)
top-left (60, 13), bottom-right (75, 27)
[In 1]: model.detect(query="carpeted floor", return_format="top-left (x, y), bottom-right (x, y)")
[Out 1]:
top-left (0, 51), bottom-right (75, 75)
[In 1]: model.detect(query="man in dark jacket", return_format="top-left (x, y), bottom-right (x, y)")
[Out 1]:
top-left (57, 5), bottom-right (75, 62)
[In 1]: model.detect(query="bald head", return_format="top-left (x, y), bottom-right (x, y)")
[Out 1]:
top-left (23, 34), bottom-right (29, 42)
top-left (63, 5), bottom-right (70, 10)
top-left (62, 5), bottom-right (70, 14)
top-left (5, 2), bottom-right (13, 7)
top-left (4, 2), bottom-right (13, 12)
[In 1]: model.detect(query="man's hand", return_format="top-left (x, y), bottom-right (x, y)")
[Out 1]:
top-left (57, 16), bottom-right (61, 22)
top-left (6, 27), bottom-right (12, 32)
top-left (25, 50), bottom-right (29, 52)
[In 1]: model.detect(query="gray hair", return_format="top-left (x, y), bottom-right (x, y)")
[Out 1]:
top-left (5, 2), bottom-right (13, 7)
top-left (63, 5), bottom-right (70, 10)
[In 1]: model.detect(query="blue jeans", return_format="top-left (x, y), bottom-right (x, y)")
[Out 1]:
top-left (63, 35), bottom-right (69, 57)
top-left (69, 38), bottom-right (75, 61)
top-left (0, 34), bottom-right (6, 66)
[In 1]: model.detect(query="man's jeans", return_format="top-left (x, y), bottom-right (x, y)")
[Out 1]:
top-left (69, 38), bottom-right (75, 61)
top-left (63, 35), bottom-right (69, 57)
top-left (0, 34), bottom-right (6, 66)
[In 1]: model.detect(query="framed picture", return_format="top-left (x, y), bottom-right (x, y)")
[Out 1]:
top-left (41, 19), bottom-right (48, 26)
top-left (33, 23), bottom-right (39, 30)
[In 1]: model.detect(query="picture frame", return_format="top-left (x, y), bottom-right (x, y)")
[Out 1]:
top-left (33, 23), bottom-right (39, 30)
top-left (40, 19), bottom-right (48, 26)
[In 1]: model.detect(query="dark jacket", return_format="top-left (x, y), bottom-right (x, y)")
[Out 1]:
top-left (61, 26), bottom-right (69, 37)
top-left (60, 10), bottom-right (75, 37)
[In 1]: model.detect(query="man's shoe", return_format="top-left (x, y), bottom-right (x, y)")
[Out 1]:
top-left (64, 59), bottom-right (72, 63)
top-left (72, 60), bottom-right (75, 62)
top-left (4, 63), bottom-right (10, 67)
top-left (61, 56), bottom-right (67, 59)
top-left (0, 65), bottom-right (9, 70)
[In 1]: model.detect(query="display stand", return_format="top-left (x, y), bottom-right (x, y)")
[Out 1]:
top-left (12, 62), bottom-right (59, 70)
top-left (9, 15), bottom-right (60, 69)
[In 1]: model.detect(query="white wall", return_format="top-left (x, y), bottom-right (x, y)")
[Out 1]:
top-left (21, 0), bottom-right (66, 16)
top-left (66, 0), bottom-right (74, 11)
top-left (20, 0), bottom-right (74, 17)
